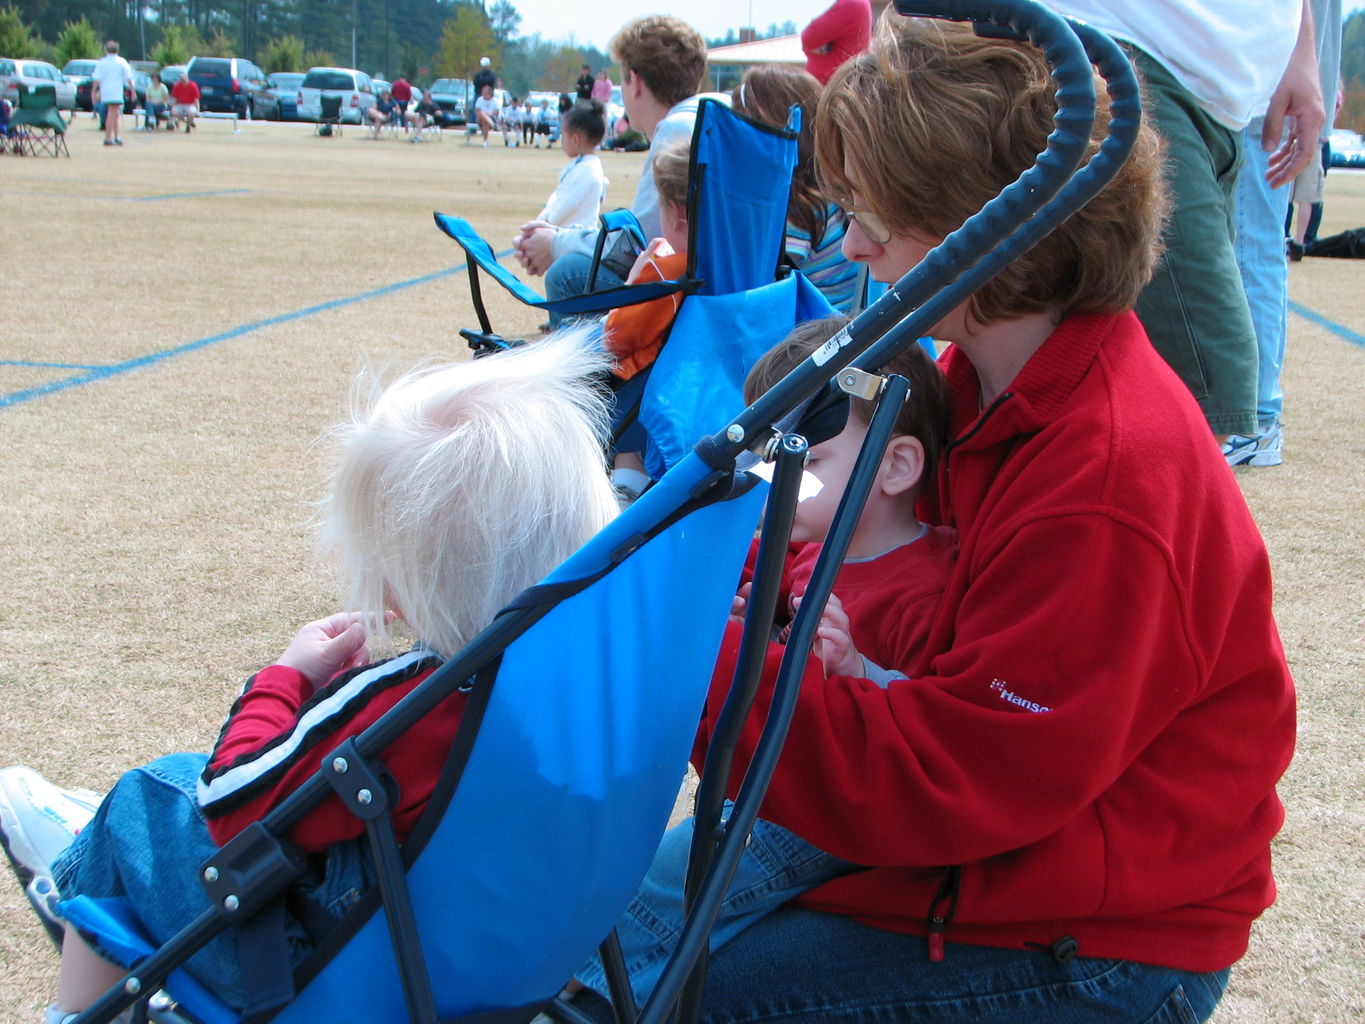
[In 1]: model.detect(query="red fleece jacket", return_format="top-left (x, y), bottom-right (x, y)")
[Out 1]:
top-left (694, 311), bottom-right (1295, 972)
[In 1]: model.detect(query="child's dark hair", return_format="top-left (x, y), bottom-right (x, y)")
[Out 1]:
top-left (744, 316), bottom-right (949, 489)
top-left (562, 99), bottom-right (607, 146)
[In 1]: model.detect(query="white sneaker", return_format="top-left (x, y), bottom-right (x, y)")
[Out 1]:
top-left (1222, 421), bottom-right (1283, 467)
top-left (0, 766), bottom-right (101, 882)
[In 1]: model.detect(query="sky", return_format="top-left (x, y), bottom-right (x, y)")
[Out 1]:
top-left (505, 0), bottom-right (839, 52)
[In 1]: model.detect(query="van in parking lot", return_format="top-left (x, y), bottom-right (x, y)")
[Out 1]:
top-left (186, 55), bottom-right (273, 119)
top-left (296, 66), bottom-right (376, 125)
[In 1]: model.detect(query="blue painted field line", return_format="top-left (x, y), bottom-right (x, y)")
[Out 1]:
top-left (127, 189), bottom-right (254, 201)
top-left (1289, 300), bottom-right (1365, 350)
top-left (1, 251), bottom-right (511, 410)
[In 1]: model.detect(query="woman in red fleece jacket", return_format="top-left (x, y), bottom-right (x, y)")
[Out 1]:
top-left (571, 15), bottom-right (1296, 1024)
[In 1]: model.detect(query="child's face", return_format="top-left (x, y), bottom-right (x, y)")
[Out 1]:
top-left (561, 129), bottom-right (584, 157)
top-left (661, 199), bottom-right (688, 253)
top-left (791, 418), bottom-right (871, 545)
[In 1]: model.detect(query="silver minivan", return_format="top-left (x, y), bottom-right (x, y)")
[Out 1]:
top-left (296, 66), bottom-right (376, 125)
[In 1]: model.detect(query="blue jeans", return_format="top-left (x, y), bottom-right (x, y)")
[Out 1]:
top-left (52, 753), bottom-right (374, 1013)
top-left (575, 807), bottom-right (854, 1006)
top-left (1234, 120), bottom-right (1291, 431)
top-left (544, 250), bottom-right (626, 327)
top-left (571, 905), bottom-right (1230, 1023)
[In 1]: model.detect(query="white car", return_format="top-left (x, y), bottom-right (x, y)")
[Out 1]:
top-left (296, 66), bottom-right (377, 125)
top-left (1327, 128), bottom-right (1365, 169)
top-left (0, 57), bottom-right (77, 111)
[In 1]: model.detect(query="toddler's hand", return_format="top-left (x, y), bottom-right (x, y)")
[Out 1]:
top-left (729, 581), bottom-right (753, 623)
top-left (794, 591), bottom-right (861, 678)
top-left (627, 237), bottom-right (674, 283)
top-left (276, 612), bottom-right (371, 691)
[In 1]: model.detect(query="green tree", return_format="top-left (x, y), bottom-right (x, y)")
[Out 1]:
top-left (538, 47), bottom-right (583, 93)
top-left (260, 33), bottom-right (305, 73)
top-left (0, 4), bottom-right (38, 59)
top-left (488, 0), bottom-right (520, 45)
top-left (151, 24), bottom-right (205, 68)
top-left (55, 17), bottom-right (100, 67)
top-left (435, 4), bottom-right (497, 81)
top-left (204, 28), bottom-right (237, 57)
top-left (400, 42), bottom-right (428, 83)
top-left (303, 48), bottom-right (336, 69)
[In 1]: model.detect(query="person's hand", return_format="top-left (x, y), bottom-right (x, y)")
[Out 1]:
top-left (793, 591), bottom-right (861, 678)
top-left (1262, 2), bottom-right (1325, 188)
top-left (627, 237), bottom-right (674, 283)
top-left (513, 220), bottom-right (558, 275)
top-left (729, 581), bottom-right (754, 623)
top-left (275, 612), bottom-right (372, 691)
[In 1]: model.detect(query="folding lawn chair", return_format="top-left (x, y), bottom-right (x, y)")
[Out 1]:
top-left (316, 94), bottom-right (343, 136)
top-left (36, 3), bottom-right (1141, 1023)
top-left (11, 84), bottom-right (70, 158)
top-left (436, 96), bottom-right (836, 480)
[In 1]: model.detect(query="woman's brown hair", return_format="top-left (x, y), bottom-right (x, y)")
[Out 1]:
top-left (815, 15), bottom-right (1168, 323)
top-left (732, 64), bottom-right (830, 246)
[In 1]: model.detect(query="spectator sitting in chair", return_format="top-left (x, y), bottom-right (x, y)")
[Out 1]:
top-left (142, 73), bottom-right (170, 131)
top-left (466, 84), bottom-right (502, 147)
top-left (366, 89), bottom-right (400, 139)
top-left (513, 15), bottom-right (725, 323)
top-left (409, 88), bottom-right (437, 142)
top-left (170, 74), bottom-right (199, 132)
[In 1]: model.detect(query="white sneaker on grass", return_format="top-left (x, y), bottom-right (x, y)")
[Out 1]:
top-left (0, 766), bottom-right (102, 943)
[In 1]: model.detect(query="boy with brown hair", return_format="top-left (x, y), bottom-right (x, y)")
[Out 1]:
top-left (572, 314), bottom-right (955, 1005)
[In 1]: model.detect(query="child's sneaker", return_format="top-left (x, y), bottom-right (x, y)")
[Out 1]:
top-left (0, 766), bottom-right (100, 882)
top-left (0, 767), bottom-right (101, 945)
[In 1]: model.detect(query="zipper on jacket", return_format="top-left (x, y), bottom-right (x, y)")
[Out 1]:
top-left (944, 391), bottom-right (1015, 457)
top-left (926, 866), bottom-right (961, 962)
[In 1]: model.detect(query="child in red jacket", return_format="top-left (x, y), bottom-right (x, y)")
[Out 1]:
top-left (573, 314), bottom-right (956, 1005)
top-left (2, 330), bottom-right (619, 1023)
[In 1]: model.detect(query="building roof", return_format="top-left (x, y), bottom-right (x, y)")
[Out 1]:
top-left (705, 34), bottom-right (805, 67)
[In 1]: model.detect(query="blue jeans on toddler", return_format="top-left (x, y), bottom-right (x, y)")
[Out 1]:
top-left (574, 802), bottom-right (854, 1006)
top-left (52, 752), bottom-right (375, 1014)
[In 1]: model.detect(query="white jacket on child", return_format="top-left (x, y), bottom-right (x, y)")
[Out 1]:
top-left (538, 153), bottom-right (608, 229)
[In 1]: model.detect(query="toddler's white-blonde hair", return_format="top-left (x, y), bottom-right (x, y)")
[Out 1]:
top-left (325, 326), bottom-right (619, 658)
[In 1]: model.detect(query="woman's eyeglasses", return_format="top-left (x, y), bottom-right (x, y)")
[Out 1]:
top-left (841, 204), bottom-right (893, 245)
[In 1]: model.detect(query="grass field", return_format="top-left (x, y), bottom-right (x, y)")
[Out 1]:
top-left (0, 116), bottom-right (1361, 1023)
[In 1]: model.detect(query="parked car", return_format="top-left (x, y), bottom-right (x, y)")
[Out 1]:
top-left (428, 77), bottom-right (470, 126)
top-left (61, 57), bottom-right (98, 110)
top-left (186, 55), bottom-right (276, 119)
top-left (296, 66), bottom-right (376, 125)
top-left (1327, 128), bottom-right (1365, 169)
top-left (0, 57), bottom-right (77, 111)
top-left (159, 64), bottom-right (188, 89)
top-left (267, 71), bottom-right (305, 120)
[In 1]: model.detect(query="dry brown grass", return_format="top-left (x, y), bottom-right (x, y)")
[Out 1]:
top-left (0, 118), bottom-right (1361, 1023)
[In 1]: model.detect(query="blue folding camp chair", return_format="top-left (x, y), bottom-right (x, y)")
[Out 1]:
top-left (436, 97), bottom-right (837, 480)
top-left (34, 3), bottom-right (1141, 1023)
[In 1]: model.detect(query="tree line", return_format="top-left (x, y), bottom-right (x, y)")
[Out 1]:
top-left (0, 1), bottom-right (612, 97)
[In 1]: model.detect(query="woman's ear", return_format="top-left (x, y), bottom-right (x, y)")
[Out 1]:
top-left (880, 435), bottom-right (925, 497)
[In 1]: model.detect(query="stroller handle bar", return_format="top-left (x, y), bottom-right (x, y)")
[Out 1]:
top-left (710, 0), bottom-right (1140, 464)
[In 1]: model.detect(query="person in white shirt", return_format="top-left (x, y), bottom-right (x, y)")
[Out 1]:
top-left (91, 39), bottom-right (134, 147)
top-left (466, 84), bottom-right (502, 148)
top-left (513, 16), bottom-right (726, 324)
top-left (536, 100), bottom-right (609, 228)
